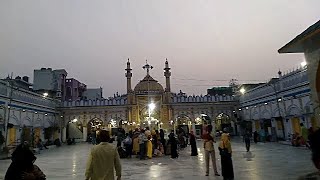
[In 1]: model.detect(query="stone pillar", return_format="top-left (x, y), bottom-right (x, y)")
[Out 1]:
top-left (252, 120), bottom-right (256, 132)
top-left (62, 127), bottom-right (66, 142)
top-left (40, 128), bottom-right (45, 141)
top-left (284, 119), bottom-right (292, 140)
top-left (83, 127), bottom-right (87, 142)
top-left (173, 119), bottom-right (177, 134)
top-left (4, 103), bottom-right (10, 146)
top-left (6, 127), bottom-right (11, 146)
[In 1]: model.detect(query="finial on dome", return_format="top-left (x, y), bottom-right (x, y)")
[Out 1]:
top-left (278, 69), bottom-right (282, 77)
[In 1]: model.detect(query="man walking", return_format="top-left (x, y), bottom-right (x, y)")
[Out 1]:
top-left (244, 130), bottom-right (251, 152)
top-left (85, 130), bottom-right (122, 180)
top-left (203, 125), bottom-right (220, 177)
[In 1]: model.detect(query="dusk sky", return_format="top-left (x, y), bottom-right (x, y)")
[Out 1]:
top-left (0, 1), bottom-right (319, 97)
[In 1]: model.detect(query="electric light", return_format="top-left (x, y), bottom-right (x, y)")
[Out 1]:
top-left (240, 88), bottom-right (246, 94)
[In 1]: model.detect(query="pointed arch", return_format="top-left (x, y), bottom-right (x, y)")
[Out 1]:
top-left (287, 104), bottom-right (302, 116)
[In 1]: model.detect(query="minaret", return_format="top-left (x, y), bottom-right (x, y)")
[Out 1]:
top-left (125, 58), bottom-right (132, 93)
top-left (164, 58), bottom-right (171, 92)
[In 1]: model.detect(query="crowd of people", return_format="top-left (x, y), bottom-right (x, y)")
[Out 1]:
top-left (5, 124), bottom-right (320, 180)
top-left (250, 123), bottom-right (317, 149)
top-left (112, 125), bottom-right (234, 179)
top-left (114, 127), bottom-right (185, 160)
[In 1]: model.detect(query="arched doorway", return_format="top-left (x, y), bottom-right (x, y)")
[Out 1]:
top-left (194, 114), bottom-right (211, 138)
top-left (87, 117), bottom-right (104, 135)
top-left (66, 118), bottom-right (83, 140)
top-left (176, 115), bottom-right (191, 135)
top-left (215, 113), bottom-right (231, 132)
top-left (138, 101), bottom-right (161, 130)
top-left (108, 117), bottom-right (125, 136)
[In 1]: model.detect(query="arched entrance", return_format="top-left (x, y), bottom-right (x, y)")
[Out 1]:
top-left (215, 113), bottom-right (231, 132)
top-left (194, 114), bottom-right (211, 138)
top-left (87, 117), bottom-right (104, 136)
top-left (138, 100), bottom-right (161, 130)
top-left (66, 118), bottom-right (83, 140)
top-left (108, 117), bottom-right (125, 136)
top-left (176, 115), bottom-right (191, 135)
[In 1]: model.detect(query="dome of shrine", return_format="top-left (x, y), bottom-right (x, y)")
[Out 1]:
top-left (134, 75), bottom-right (164, 94)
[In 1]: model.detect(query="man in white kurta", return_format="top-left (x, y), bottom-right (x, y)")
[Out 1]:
top-left (85, 130), bottom-right (122, 180)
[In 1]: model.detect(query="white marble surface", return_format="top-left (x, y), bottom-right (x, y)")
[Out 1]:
top-left (0, 139), bottom-right (317, 180)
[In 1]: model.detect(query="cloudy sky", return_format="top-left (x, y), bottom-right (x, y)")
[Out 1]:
top-left (0, 0), bottom-right (319, 97)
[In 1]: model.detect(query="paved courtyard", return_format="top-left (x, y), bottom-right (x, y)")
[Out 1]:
top-left (0, 138), bottom-right (317, 180)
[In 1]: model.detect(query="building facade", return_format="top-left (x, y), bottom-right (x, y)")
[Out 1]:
top-left (33, 68), bottom-right (67, 101)
top-left (60, 60), bottom-right (239, 141)
top-left (239, 66), bottom-right (315, 140)
top-left (2, 76), bottom-right (32, 91)
top-left (0, 79), bottom-right (60, 150)
top-left (65, 78), bottom-right (87, 101)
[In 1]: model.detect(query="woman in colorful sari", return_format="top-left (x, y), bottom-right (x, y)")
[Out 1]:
top-left (147, 136), bottom-right (153, 159)
top-left (219, 130), bottom-right (234, 180)
top-left (132, 130), bottom-right (140, 155)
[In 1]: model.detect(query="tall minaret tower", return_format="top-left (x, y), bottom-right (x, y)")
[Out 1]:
top-left (164, 58), bottom-right (171, 92)
top-left (125, 58), bottom-right (132, 93)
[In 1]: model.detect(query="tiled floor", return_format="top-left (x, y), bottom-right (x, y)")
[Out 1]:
top-left (0, 139), bottom-right (317, 180)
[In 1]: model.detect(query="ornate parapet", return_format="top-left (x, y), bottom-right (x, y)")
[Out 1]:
top-left (171, 94), bottom-right (234, 103)
top-left (62, 97), bottom-right (128, 107)
top-left (0, 80), bottom-right (58, 109)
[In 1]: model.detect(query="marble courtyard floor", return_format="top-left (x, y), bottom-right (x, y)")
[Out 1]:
top-left (0, 139), bottom-right (317, 180)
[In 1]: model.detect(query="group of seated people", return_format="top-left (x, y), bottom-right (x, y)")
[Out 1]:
top-left (116, 127), bottom-right (179, 159)
top-left (291, 127), bottom-right (315, 148)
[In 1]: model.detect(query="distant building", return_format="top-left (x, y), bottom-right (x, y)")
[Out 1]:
top-left (83, 88), bottom-right (103, 100)
top-left (65, 78), bottom-right (87, 101)
top-left (239, 67), bottom-right (313, 140)
top-left (61, 60), bottom-right (238, 141)
top-left (207, 87), bottom-right (233, 96)
top-left (2, 76), bottom-right (32, 90)
top-left (0, 79), bottom-right (59, 148)
top-left (33, 68), bottom-right (67, 100)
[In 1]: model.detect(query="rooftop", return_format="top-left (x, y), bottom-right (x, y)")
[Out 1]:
top-left (278, 20), bottom-right (320, 53)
